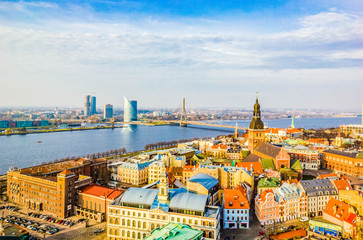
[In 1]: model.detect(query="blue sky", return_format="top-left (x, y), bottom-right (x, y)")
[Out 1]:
top-left (0, 0), bottom-right (362, 110)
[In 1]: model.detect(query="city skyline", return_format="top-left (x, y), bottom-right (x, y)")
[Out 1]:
top-left (0, 0), bottom-right (362, 110)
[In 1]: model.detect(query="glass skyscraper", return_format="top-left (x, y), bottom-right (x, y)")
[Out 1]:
top-left (124, 96), bottom-right (137, 122)
top-left (104, 104), bottom-right (113, 119)
top-left (84, 94), bottom-right (96, 116)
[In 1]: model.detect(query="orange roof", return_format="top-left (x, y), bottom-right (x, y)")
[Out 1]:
top-left (236, 162), bottom-right (263, 174)
top-left (60, 169), bottom-right (72, 175)
top-left (317, 173), bottom-right (339, 179)
top-left (333, 179), bottom-right (352, 190)
top-left (224, 185), bottom-right (249, 209)
top-left (79, 184), bottom-right (123, 200)
top-left (270, 229), bottom-right (307, 240)
top-left (183, 165), bottom-right (196, 172)
top-left (324, 198), bottom-right (356, 226)
top-left (282, 178), bottom-right (299, 184)
top-left (286, 128), bottom-right (302, 134)
top-left (211, 144), bottom-right (228, 150)
top-left (265, 128), bottom-right (280, 134)
top-left (257, 189), bottom-right (274, 204)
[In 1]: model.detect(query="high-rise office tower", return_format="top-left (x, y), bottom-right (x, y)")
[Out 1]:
top-left (104, 104), bottom-right (113, 119)
top-left (91, 96), bottom-right (97, 115)
top-left (124, 96), bottom-right (137, 122)
top-left (84, 95), bottom-right (91, 116)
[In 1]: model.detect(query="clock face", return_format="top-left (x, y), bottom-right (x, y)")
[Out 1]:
top-left (256, 124), bottom-right (261, 129)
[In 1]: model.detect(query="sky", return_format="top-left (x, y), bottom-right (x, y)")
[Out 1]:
top-left (0, 0), bottom-right (362, 111)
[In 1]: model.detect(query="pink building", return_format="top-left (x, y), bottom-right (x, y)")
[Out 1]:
top-left (255, 190), bottom-right (279, 225)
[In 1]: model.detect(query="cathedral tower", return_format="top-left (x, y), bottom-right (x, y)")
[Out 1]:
top-left (248, 96), bottom-right (265, 153)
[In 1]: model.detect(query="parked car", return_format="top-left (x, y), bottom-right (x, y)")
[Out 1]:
top-left (300, 217), bottom-right (309, 222)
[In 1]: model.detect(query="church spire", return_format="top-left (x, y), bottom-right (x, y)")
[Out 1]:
top-left (234, 122), bottom-right (238, 138)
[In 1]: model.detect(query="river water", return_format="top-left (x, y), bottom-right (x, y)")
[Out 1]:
top-left (0, 117), bottom-right (361, 174)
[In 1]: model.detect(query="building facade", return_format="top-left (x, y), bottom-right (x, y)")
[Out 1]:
top-left (124, 96), bottom-right (137, 122)
top-left (255, 190), bottom-right (279, 225)
top-left (287, 147), bottom-right (320, 170)
top-left (322, 149), bottom-right (363, 177)
top-left (77, 184), bottom-right (123, 222)
top-left (7, 169), bottom-right (92, 218)
top-left (299, 179), bottom-right (338, 217)
top-left (223, 185), bottom-right (250, 229)
top-left (107, 183), bottom-right (221, 240)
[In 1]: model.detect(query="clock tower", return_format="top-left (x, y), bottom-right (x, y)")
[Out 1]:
top-left (248, 96), bottom-right (265, 153)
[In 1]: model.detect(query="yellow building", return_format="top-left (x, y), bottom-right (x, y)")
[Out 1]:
top-left (107, 177), bottom-right (221, 240)
top-left (339, 189), bottom-right (363, 216)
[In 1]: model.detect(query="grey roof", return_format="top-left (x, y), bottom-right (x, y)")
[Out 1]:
top-left (324, 149), bottom-right (357, 158)
top-left (119, 187), bottom-right (158, 206)
top-left (300, 179), bottom-right (337, 197)
top-left (255, 143), bottom-right (282, 158)
top-left (169, 193), bottom-right (208, 212)
top-left (188, 173), bottom-right (218, 190)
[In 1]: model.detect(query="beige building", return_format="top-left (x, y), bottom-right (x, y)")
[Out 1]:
top-left (148, 160), bottom-right (166, 184)
top-left (117, 161), bottom-right (153, 186)
top-left (107, 176), bottom-right (221, 240)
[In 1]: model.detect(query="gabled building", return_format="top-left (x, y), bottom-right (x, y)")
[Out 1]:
top-left (254, 143), bottom-right (291, 170)
top-left (223, 185), bottom-right (250, 229)
top-left (255, 190), bottom-right (279, 225)
top-left (273, 182), bottom-right (307, 222)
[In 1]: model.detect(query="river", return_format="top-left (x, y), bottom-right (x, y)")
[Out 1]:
top-left (0, 117), bottom-right (361, 174)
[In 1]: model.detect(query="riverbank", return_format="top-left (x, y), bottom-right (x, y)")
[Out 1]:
top-left (0, 126), bottom-right (123, 136)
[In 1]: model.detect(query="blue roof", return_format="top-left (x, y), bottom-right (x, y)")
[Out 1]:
top-left (187, 173), bottom-right (218, 190)
top-left (169, 192), bottom-right (208, 212)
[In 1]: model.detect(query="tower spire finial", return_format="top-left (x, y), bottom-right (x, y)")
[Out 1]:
top-left (256, 91), bottom-right (258, 100)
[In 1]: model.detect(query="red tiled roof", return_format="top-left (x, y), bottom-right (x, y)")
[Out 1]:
top-left (237, 162), bottom-right (263, 174)
top-left (270, 229), bottom-right (307, 240)
top-left (211, 144), bottom-right (228, 150)
top-left (224, 185), bottom-right (250, 209)
top-left (183, 165), bottom-right (196, 172)
top-left (79, 184), bottom-right (123, 200)
top-left (286, 128), bottom-right (302, 134)
top-left (333, 179), bottom-right (352, 190)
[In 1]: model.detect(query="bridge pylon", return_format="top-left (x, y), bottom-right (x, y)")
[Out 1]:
top-left (180, 98), bottom-right (187, 127)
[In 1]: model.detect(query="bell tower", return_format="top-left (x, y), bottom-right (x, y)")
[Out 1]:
top-left (158, 171), bottom-right (169, 203)
top-left (248, 94), bottom-right (265, 153)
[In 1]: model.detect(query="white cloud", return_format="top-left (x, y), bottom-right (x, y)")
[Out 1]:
top-left (0, 3), bottom-right (362, 109)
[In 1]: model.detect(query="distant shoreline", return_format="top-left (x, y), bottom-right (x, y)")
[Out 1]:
top-left (0, 125), bottom-right (124, 136)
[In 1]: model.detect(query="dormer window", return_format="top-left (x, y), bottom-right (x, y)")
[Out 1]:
top-left (229, 202), bottom-right (233, 206)
top-left (240, 202), bottom-right (244, 207)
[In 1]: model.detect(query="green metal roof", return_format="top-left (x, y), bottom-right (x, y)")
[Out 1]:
top-left (290, 159), bottom-right (303, 170)
top-left (258, 177), bottom-right (280, 188)
top-left (144, 223), bottom-right (202, 240)
top-left (260, 158), bottom-right (276, 170)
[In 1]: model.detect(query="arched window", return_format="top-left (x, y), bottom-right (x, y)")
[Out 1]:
top-left (122, 219), bottom-right (125, 225)
top-left (138, 232), bottom-right (141, 239)
top-left (115, 229), bottom-right (119, 236)
top-left (115, 218), bottom-right (119, 224)
top-left (109, 218), bottom-right (114, 224)
top-left (209, 231), bottom-right (213, 238)
top-left (138, 221), bottom-right (141, 228)
top-left (127, 231), bottom-right (130, 237)
top-left (151, 223), bottom-right (155, 230)
top-left (127, 220), bottom-right (130, 226)
top-left (132, 232), bottom-right (135, 238)
top-left (143, 222), bottom-right (146, 229)
top-left (122, 230), bottom-right (125, 236)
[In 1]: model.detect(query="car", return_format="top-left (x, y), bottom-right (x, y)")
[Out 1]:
top-left (94, 228), bottom-right (104, 234)
top-left (46, 230), bottom-right (54, 235)
top-left (258, 231), bottom-right (265, 236)
top-left (300, 217), bottom-right (309, 222)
